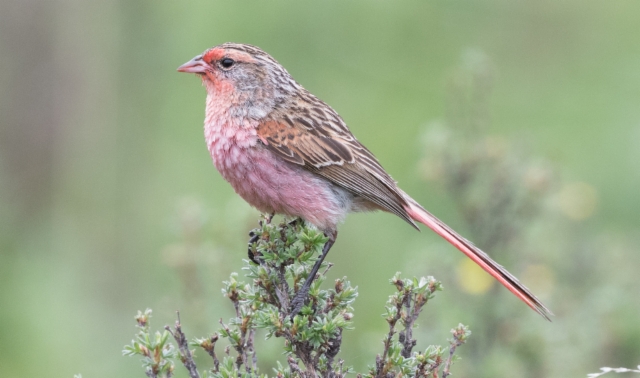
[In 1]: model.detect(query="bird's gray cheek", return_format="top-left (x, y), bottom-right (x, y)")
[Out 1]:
top-left (234, 72), bottom-right (259, 91)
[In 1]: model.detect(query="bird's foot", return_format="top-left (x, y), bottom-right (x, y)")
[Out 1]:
top-left (289, 284), bottom-right (310, 318)
top-left (247, 230), bottom-right (261, 264)
top-left (287, 217), bottom-right (302, 227)
top-left (248, 213), bottom-right (275, 264)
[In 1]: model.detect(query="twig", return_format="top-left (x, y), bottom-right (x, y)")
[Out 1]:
top-left (224, 275), bottom-right (258, 376)
top-left (165, 312), bottom-right (200, 378)
top-left (219, 318), bottom-right (249, 374)
top-left (442, 345), bottom-right (458, 378)
top-left (376, 295), bottom-right (402, 378)
top-left (274, 265), bottom-right (290, 313)
top-left (288, 356), bottom-right (305, 378)
top-left (415, 355), bottom-right (433, 378)
top-left (399, 292), bottom-right (417, 358)
top-left (442, 326), bottom-right (469, 378)
top-left (321, 262), bottom-right (334, 277)
top-left (200, 333), bottom-right (220, 373)
top-left (248, 328), bottom-right (258, 372)
top-left (145, 368), bottom-right (163, 378)
top-left (326, 329), bottom-right (342, 372)
top-left (400, 280), bottom-right (433, 358)
top-left (338, 359), bottom-right (346, 378)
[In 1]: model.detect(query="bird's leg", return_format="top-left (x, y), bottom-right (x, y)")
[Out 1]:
top-left (265, 212), bottom-right (275, 224)
top-left (289, 230), bottom-right (338, 317)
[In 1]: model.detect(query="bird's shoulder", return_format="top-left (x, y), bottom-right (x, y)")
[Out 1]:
top-left (257, 91), bottom-right (356, 166)
top-left (258, 92), bottom-right (399, 189)
top-left (257, 91), bottom-right (413, 224)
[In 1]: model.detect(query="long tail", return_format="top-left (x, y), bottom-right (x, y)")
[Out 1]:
top-left (403, 200), bottom-right (553, 320)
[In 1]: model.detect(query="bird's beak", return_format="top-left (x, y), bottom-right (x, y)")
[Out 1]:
top-left (177, 54), bottom-right (208, 74)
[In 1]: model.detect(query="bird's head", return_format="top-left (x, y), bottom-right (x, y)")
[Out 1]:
top-left (178, 43), bottom-right (300, 119)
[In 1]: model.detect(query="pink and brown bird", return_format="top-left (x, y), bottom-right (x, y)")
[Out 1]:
top-left (177, 42), bottom-right (552, 320)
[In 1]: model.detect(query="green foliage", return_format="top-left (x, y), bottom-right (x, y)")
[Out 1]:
top-left (365, 275), bottom-right (468, 378)
top-left (124, 216), bottom-right (470, 378)
top-left (123, 309), bottom-right (177, 378)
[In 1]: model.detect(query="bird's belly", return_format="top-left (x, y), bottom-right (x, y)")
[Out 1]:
top-left (209, 141), bottom-right (350, 231)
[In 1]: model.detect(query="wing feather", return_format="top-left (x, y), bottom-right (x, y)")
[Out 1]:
top-left (257, 112), bottom-right (417, 229)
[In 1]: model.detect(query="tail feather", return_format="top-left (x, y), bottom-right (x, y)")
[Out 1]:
top-left (404, 201), bottom-right (553, 321)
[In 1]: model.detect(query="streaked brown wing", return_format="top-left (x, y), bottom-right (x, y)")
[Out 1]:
top-left (257, 117), bottom-right (417, 228)
top-left (257, 119), bottom-right (354, 167)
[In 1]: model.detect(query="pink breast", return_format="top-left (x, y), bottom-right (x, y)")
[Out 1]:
top-left (204, 117), bottom-right (348, 231)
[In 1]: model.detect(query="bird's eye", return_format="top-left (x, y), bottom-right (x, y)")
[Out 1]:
top-left (220, 58), bottom-right (235, 69)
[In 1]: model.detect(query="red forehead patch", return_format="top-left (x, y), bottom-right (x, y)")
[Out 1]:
top-left (203, 47), bottom-right (255, 63)
top-left (203, 48), bottom-right (225, 62)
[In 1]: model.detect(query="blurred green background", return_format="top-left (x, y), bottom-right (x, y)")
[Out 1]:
top-left (2, 1), bottom-right (640, 377)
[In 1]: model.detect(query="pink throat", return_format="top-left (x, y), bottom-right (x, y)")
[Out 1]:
top-left (204, 89), bottom-right (260, 178)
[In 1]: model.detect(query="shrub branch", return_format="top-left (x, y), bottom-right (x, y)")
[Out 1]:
top-left (124, 215), bottom-right (470, 378)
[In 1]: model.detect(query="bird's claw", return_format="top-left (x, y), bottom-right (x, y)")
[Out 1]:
top-left (289, 287), bottom-right (310, 318)
top-left (247, 231), bottom-right (261, 264)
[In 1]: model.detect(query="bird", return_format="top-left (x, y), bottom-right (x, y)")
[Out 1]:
top-left (177, 42), bottom-right (552, 320)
